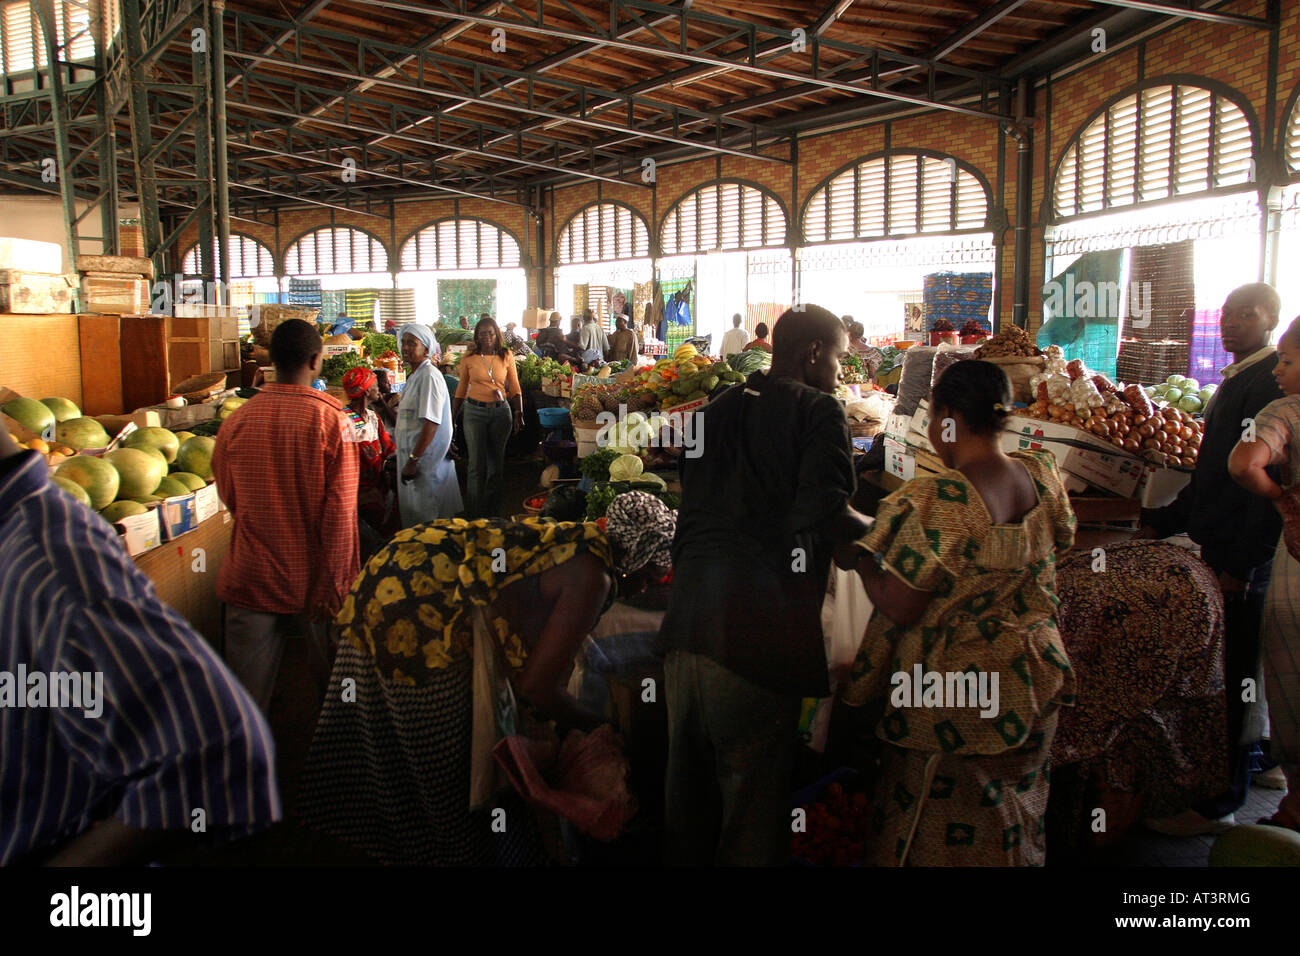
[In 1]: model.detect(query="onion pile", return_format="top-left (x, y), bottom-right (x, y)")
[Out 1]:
top-left (1024, 397), bottom-right (1203, 468)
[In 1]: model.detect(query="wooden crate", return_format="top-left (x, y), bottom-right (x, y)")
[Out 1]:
top-left (76, 254), bottom-right (154, 279)
top-left (78, 313), bottom-right (123, 414)
top-left (166, 314), bottom-right (241, 385)
top-left (82, 273), bottom-right (150, 314)
top-left (133, 511), bottom-right (232, 649)
top-left (119, 314), bottom-right (170, 410)
top-left (0, 313), bottom-right (83, 406)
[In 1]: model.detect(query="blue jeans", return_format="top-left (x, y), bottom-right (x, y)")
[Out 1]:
top-left (461, 400), bottom-right (512, 518)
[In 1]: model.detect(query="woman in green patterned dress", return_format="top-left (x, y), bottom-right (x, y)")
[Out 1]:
top-left (298, 495), bottom-right (676, 865)
top-left (837, 360), bottom-right (1078, 866)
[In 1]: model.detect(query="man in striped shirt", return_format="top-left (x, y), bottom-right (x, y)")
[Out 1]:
top-left (213, 319), bottom-right (360, 716)
top-left (0, 428), bottom-right (279, 865)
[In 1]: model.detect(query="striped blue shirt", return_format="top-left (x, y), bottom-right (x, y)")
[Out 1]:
top-left (0, 450), bottom-right (280, 864)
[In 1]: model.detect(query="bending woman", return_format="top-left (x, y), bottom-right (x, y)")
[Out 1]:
top-left (837, 360), bottom-right (1078, 866)
top-left (297, 493), bottom-right (676, 865)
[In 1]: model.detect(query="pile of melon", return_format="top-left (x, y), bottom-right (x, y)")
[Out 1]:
top-left (3, 396), bottom-right (215, 524)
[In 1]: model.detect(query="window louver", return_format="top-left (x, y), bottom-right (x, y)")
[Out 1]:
top-left (399, 218), bottom-right (520, 271)
top-left (1054, 84), bottom-right (1253, 218)
top-left (1287, 96), bottom-right (1300, 176)
top-left (285, 227), bottom-right (388, 275)
top-left (802, 153), bottom-right (989, 244)
top-left (182, 235), bottom-right (277, 278)
top-left (661, 182), bottom-right (785, 256)
top-left (2, 0), bottom-right (95, 74)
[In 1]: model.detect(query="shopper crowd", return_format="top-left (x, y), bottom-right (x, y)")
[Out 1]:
top-left (1, 284), bottom-right (1296, 867)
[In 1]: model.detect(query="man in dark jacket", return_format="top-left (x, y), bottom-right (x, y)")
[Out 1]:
top-left (1141, 281), bottom-right (1284, 834)
top-left (659, 304), bottom-right (868, 865)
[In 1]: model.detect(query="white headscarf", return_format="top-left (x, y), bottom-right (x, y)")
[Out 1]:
top-left (399, 323), bottom-right (438, 359)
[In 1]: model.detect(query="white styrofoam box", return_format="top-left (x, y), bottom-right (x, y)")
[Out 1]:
top-left (159, 492), bottom-right (198, 541)
top-left (883, 412), bottom-right (913, 443)
top-left (1000, 429), bottom-right (1143, 497)
top-left (193, 483), bottom-right (220, 524)
top-left (883, 437), bottom-right (916, 482)
top-left (115, 508), bottom-right (162, 556)
top-left (0, 237), bottom-right (62, 273)
top-left (1138, 465), bottom-right (1193, 509)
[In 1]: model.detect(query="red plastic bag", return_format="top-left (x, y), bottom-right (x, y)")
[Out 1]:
top-left (492, 726), bottom-right (637, 842)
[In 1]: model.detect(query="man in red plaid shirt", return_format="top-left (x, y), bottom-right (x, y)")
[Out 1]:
top-left (213, 319), bottom-right (359, 721)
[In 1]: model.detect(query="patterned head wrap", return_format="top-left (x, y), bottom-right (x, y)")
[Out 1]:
top-left (604, 491), bottom-right (676, 575)
top-left (342, 366), bottom-right (378, 398)
top-left (399, 322), bottom-right (435, 357)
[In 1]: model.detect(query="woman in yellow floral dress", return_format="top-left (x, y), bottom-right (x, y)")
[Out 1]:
top-left (298, 494), bottom-right (676, 865)
top-left (837, 361), bottom-right (1077, 866)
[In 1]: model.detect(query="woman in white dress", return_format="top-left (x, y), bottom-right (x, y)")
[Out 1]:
top-left (396, 323), bottom-right (463, 525)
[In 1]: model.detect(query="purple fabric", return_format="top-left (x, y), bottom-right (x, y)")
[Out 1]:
top-left (1188, 308), bottom-right (1229, 386)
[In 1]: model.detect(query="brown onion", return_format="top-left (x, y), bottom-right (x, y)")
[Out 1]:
top-left (1123, 437), bottom-right (1142, 452)
top-left (1142, 437), bottom-right (1162, 450)
top-left (1180, 455), bottom-right (1197, 467)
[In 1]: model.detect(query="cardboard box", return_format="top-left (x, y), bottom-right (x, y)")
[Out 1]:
top-left (193, 483), bottom-right (220, 523)
top-left (323, 342), bottom-right (362, 358)
top-left (883, 437), bottom-right (916, 482)
top-left (93, 409), bottom-right (162, 434)
top-left (521, 307), bottom-right (551, 330)
top-left (159, 492), bottom-right (199, 541)
top-left (115, 508), bottom-right (162, 557)
top-left (82, 274), bottom-right (150, 314)
top-left (0, 270), bottom-right (76, 314)
top-left (883, 412), bottom-right (913, 444)
top-left (0, 238), bottom-right (62, 273)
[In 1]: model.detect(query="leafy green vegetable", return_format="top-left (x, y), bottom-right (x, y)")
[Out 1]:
top-left (579, 448), bottom-right (619, 483)
top-left (516, 355), bottom-right (544, 391)
top-left (584, 483), bottom-right (618, 520)
top-left (321, 352), bottom-right (370, 385)
top-left (362, 332), bottom-right (398, 358)
top-left (728, 349), bottom-right (771, 376)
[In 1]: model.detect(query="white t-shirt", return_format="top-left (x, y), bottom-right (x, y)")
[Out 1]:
top-left (720, 327), bottom-right (750, 356)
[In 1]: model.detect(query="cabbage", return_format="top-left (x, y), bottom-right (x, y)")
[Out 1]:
top-left (624, 411), bottom-right (647, 428)
top-left (609, 454), bottom-right (644, 481)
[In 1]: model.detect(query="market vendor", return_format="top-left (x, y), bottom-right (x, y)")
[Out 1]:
top-left (1140, 281), bottom-right (1284, 835)
top-left (535, 312), bottom-right (567, 357)
top-left (397, 322), bottom-right (463, 525)
top-left (342, 366), bottom-right (398, 556)
top-left (836, 359), bottom-right (1078, 866)
top-left (297, 493), bottom-right (676, 865)
top-left (742, 322), bottom-right (772, 354)
top-left (607, 315), bottom-right (638, 364)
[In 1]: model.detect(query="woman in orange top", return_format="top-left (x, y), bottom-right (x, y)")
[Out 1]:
top-left (452, 317), bottom-right (524, 518)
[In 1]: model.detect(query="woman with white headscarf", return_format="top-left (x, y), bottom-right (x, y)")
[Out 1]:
top-left (396, 323), bottom-right (463, 525)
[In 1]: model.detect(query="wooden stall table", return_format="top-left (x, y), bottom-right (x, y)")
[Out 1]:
top-left (133, 511), bottom-right (233, 650)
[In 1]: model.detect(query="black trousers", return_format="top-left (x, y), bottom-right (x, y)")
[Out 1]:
top-left (1194, 566), bottom-right (1268, 818)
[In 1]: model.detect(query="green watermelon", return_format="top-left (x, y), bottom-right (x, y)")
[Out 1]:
top-left (56, 417), bottom-right (111, 451)
top-left (100, 500), bottom-right (149, 523)
top-left (3, 397), bottom-right (55, 434)
top-left (176, 436), bottom-right (216, 480)
top-left (51, 475), bottom-right (92, 507)
top-left (55, 456), bottom-right (120, 509)
top-left (123, 426), bottom-right (180, 463)
top-left (154, 476), bottom-right (192, 499)
top-left (39, 397), bottom-right (81, 422)
top-left (104, 447), bottom-right (168, 500)
top-left (168, 471), bottom-right (207, 492)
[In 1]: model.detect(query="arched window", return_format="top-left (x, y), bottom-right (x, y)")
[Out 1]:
top-left (1285, 91), bottom-right (1300, 180)
top-left (802, 152), bottom-right (989, 244)
top-left (1053, 82), bottom-right (1254, 219)
top-left (400, 218), bottom-right (521, 271)
top-left (182, 234), bottom-right (276, 278)
top-left (283, 226), bottom-right (388, 275)
top-left (556, 202), bottom-right (650, 264)
top-left (660, 181), bottom-right (786, 256)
